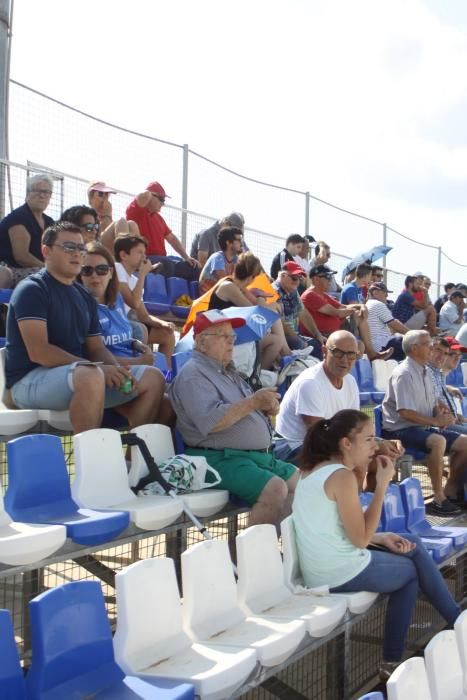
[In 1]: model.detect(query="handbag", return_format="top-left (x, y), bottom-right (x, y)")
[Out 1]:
top-left (138, 454), bottom-right (221, 496)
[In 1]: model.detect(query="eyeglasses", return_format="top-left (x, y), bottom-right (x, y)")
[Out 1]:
top-left (52, 242), bottom-right (87, 255)
top-left (287, 275), bottom-right (301, 281)
top-left (80, 223), bottom-right (100, 232)
top-left (151, 194), bottom-right (165, 203)
top-left (328, 346), bottom-right (358, 361)
top-left (81, 264), bottom-right (111, 276)
top-left (201, 332), bottom-right (237, 341)
top-left (30, 188), bottom-right (52, 196)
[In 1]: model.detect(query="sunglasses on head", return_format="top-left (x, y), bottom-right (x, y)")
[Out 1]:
top-left (81, 264), bottom-right (111, 276)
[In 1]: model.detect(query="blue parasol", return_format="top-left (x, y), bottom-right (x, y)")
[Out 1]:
top-left (341, 245), bottom-right (392, 281)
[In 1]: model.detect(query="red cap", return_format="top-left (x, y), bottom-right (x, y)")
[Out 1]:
top-left (87, 181), bottom-right (117, 195)
top-left (146, 181), bottom-right (171, 199)
top-left (193, 310), bottom-right (245, 337)
top-left (282, 261), bottom-right (306, 277)
top-left (444, 336), bottom-right (467, 352)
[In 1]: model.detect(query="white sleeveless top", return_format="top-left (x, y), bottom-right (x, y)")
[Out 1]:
top-left (292, 463), bottom-right (371, 588)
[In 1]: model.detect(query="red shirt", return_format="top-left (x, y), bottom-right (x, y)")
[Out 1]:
top-left (126, 200), bottom-right (171, 256)
top-left (300, 287), bottom-right (342, 335)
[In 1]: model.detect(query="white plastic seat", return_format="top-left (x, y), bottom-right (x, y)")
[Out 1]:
top-left (372, 359), bottom-right (398, 393)
top-left (37, 409), bottom-right (73, 432)
top-left (280, 516), bottom-right (378, 614)
top-left (0, 489), bottom-right (66, 565)
top-left (236, 525), bottom-right (346, 637)
top-left (0, 348), bottom-right (39, 435)
top-left (454, 610), bottom-right (467, 695)
top-left (386, 657), bottom-right (432, 700)
top-left (72, 429), bottom-right (183, 531)
top-left (114, 557), bottom-right (257, 700)
top-left (425, 630), bottom-right (466, 700)
top-left (130, 424), bottom-right (229, 517)
top-left (182, 538), bottom-right (306, 667)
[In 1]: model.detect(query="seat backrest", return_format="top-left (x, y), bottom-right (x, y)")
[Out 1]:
top-left (386, 657), bottom-right (431, 700)
top-left (167, 277), bottom-right (190, 304)
top-left (114, 557), bottom-right (190, 675)
top-left (236, 524), bottom-right (290, 614)
top-left (358, 693), bottom-right (384, 700)
top-left (454, 610), bottom-right (467, 692)
top-left (26, 581), bottom-right (124, 699)
top-left (280, 516), bottom-right (304, 589)
top-left (424, 630), bottom-right (463, 700)
top-left (461, 362), bottom-right (467, 388)
top-left (5, 435), bottom-right (74, 519)
top-left (381, 484), bottom-right (406, 533)
top-left (357, 358), bottom-right (375, 392)
top-left (143, 273), bottom-right (168, 303)
top-left (189, 280), bottom-right (200, 299)
top-left (372, 360), bottom-right (389, 392)
top-left (399, 477), bottom-right (425, 529)
top-left (0, 609), bottom-right (27, 700)
top-left (72, 429), bottom-right (135, 508)
top-left (0, 489), bottom-right (12, 527)
top-left (172, 351), bottom-right (192, 378)
top-left (446, 365), bottom-right (464, 388)
top-left (359, 492), bottom-right (382, 531)
top-left (128, 424), bottom-right (175, 488)
top-left (181, 539), bottom-right (244, 640)
top-left (373, 405), bottom-right (383, 437)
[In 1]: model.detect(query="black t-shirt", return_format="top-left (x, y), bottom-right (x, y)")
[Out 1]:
top-left (0, 203), bottom-right (54, 266)
top-left (5, 269), bottom-right (101, 388)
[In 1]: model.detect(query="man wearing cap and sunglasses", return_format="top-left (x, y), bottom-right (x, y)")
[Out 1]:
top-left (301, 265), bottom-right (393, 361)
top-left (126, 181), bottom-right (200, 280)
top-left (169, 310), bottom-right (298, 527)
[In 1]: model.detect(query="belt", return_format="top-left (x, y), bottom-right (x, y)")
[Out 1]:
top-left (200, 446), bottom-right (271, 454)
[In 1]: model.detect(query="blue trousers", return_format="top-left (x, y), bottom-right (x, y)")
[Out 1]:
top-left (330, 534), bottom-right (459, 661)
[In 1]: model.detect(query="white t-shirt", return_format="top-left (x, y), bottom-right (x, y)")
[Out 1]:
top-left (115, 262), bottom-right (138, 314)
top-left (276, 362), bottom-right (359, 449)
top-left (366, 298), bottom-right (394, 351)
top-left (293, 254), bottom-right (311, 274)
top-left (440, 300), bottom-right (462, 331)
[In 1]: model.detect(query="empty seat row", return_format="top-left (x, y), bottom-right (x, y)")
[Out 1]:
top-left (144, 274), bottom-right (199, 319)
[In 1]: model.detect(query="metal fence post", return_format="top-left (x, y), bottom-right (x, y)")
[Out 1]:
top-left (181, 143), bottom-right (189, 247)
top-left (437, 247), bottom-right (442, 299)
top-left (0, 0), bottom-right (12, 219)
top-left (305, 191), bottom-right (310, 237)
top-left (382, 222), bottom-right (387, 283)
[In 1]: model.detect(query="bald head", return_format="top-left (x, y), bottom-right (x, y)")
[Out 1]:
top-left (323, 330), bottom-right (359, 386)
top-left (326, 330), bottom-right (358, 350)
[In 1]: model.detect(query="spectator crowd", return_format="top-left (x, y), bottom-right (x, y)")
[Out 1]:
top-left (1, 172), bottom-right (467, 682)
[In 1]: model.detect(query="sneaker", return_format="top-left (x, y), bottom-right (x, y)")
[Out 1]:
top-left (290, 347), bottom-right (313, 358)
top-left (426, 499), bottom-right (462, 516)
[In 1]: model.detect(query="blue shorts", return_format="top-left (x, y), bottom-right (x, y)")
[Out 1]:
top-left (382, 426), bottom-right (460, 454)
top-left (11, 363), bottom-right (148, 411)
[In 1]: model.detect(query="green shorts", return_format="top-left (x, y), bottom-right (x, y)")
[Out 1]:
top-left (185, 447), bottom-right (297, 505)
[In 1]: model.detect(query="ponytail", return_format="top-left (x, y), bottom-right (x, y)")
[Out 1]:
top-left (300, 409), bottom-right (370, 471)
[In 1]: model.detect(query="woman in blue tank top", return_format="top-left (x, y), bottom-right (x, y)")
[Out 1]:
top-left (293, 409), bottom-right (459, 681)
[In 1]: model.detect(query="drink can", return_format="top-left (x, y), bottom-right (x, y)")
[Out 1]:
top-left (120, 376), bottom-right (133, 394)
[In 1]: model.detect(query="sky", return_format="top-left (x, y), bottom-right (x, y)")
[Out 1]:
top-left (6, 0), bottom-right (467, 285)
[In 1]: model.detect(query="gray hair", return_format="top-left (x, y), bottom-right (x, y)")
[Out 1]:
top-left (402, 329), bottom-right (430, 355)
top-left (26, 173), bottom-right (54, 193)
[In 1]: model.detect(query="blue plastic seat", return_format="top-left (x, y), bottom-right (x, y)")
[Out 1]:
top-left (373, 405), bottom-right (427, 462)
top-left (189, 280), bottom-right (199, 300)
top-left (359, 492), bottom-right (382, 531)
top-left (357, 693), bottom-right (384, 700)
top-left (356, 358), bottom-right (383, 405)
top-left (5, 434), bottom-right (130, 546)
top-left (167, 277), bottom-right (191, 318)
top-left (382, 483), bottom-right (453, 562)
top-left (400, 477), bottom-right (467, 548)
top-left (446, 364), bottom-right (467, 395)
top-left (172, 351), bottom-right (192, 378)
top-left (0, 609), bottom-right (27, 700)
top-left (143, 274), bottom-right (171, 316)
top-left (0, 337), bottom-right (6, 349)
top-left (26, 580), bottom-right (195, 700)
top-left (0, 289), bottom-right (12, 303)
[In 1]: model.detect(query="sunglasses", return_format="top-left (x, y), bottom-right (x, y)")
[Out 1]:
top-left (81, 264), bottom-right (111, 276)
top-left (151, 193), bottom-right (165, 203)
top-left (287, 274), bottom-right (301, 281)
top-left (81, 223), bottom-right (99, 232)
top-left (52, 242), bottom-right (87, 254)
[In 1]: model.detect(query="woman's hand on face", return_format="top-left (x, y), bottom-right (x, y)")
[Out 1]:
top-left (378, 533), bottom-right (416, 554)
top-left (375, 455), bottom-right (395, 488)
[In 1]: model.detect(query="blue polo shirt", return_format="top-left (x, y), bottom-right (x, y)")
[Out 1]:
top-left (5, 269), bottom-right (101, 387)
top-left (393, 290), bottom-right (416, 323)
top-left (340, 281), bottom-right (364, 304)
top-left (0, 203), bottom-right (53, 266)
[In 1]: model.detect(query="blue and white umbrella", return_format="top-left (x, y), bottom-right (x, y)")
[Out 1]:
top-left (341, 245), bottom-right (392, 281)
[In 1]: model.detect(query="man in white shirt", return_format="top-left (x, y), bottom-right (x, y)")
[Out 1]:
top-left (439, 291), bottom-right (465, 335)
top-left (366, 282), bottom-right (408, 360)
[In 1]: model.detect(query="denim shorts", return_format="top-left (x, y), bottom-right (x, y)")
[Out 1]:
top-left (382, 426), bottom-right (460, 453)
top-left (11, 363), bottom-right (147, 411)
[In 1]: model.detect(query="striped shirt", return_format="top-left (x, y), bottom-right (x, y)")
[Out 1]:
top-left (366, 299), bottom-right (394, 351)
